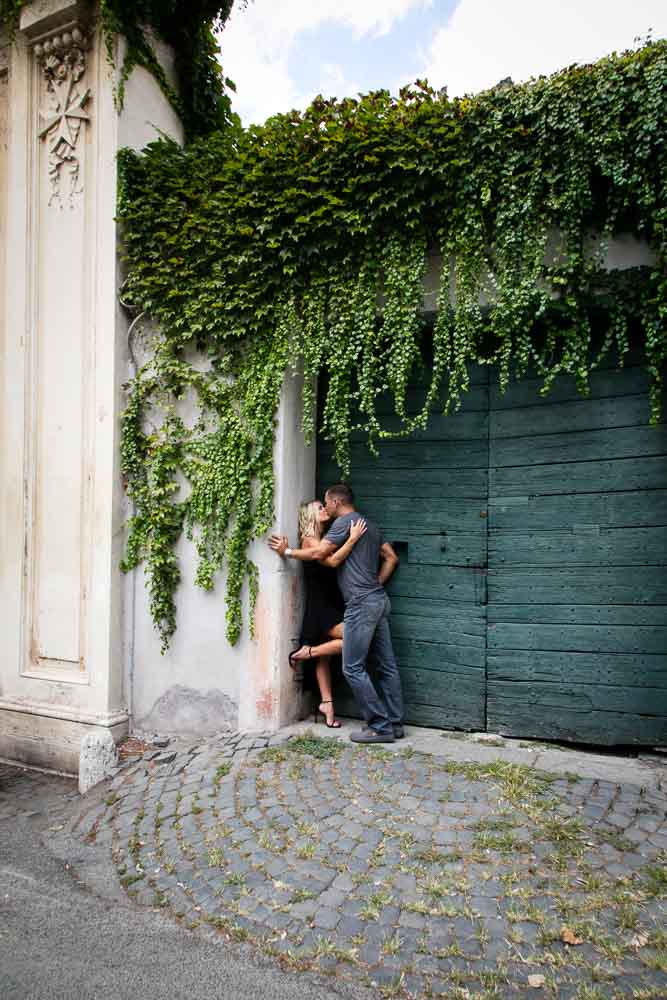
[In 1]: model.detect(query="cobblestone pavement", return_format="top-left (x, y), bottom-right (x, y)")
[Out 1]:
top-left (58, 729), bottom-right (667, 1000)
top-left (0, 762), bottom-right (77, 826)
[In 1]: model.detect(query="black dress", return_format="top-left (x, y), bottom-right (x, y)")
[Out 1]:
top-left (299, 560), bottom-right (344, 646)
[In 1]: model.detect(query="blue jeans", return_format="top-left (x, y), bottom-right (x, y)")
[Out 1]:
top-left (342, 592), bottom-right (404, 736)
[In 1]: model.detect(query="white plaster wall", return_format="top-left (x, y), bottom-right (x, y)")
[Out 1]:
top-left (128, 370), bottom-right (313, 737)
top-left (0, 38), bottom-right (8, 482)
top-left (117, 35), bottom-right (182, 151)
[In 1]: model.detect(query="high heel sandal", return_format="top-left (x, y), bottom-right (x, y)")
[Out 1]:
top-left (317, 701), bottom-right (341, 728)
top-left (289, 645), bottom-right (312, 669)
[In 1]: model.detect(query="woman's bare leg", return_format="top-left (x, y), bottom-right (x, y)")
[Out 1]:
top-left (290, 622), bottom-right (344, 661)
top-left (314, 657), bottom-right (340, 727)
top-left (315, 657), bottom-right (333, 703)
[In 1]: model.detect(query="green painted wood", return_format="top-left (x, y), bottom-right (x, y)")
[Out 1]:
top-left (491, 424), bottom-right (667, 467)
top-left (489, 526), bottom-right (667, 567)
top-left (487, 649), bottom-right (667, 686)
top-left (389, 533), bottom-right (488, 567)
top-left (487, 604), bottom-right (667, 626)
top-left (316, 355), bottom-right (667, 745)
top-left (349, 411), bottom-right (488, 441)
top-left (488, 566), bottom-right (667, 605)
top-left (372, 384), bottom-right (488, 417)
top-left (392, 636), bottom-right (485, 669)
top-left (490, 365), bottom-right (652, 410)
top-left (489, 678), bottom-right (667, 715)
top-left (490, 455), bottom-right (667, 496)
top-left (489, 490), bottom-right (667, 531)
top-left (486, 689), bottom-right (667, 745)
top-left (359, 497), bottom-right (489, 531)
top-left (320, 436), bottom-right (489, 470)
top-left (318, 468), bottom-right (488, 500)
top-left (390, 614), bottom-right (485, 648)
top-left (401, 671), bottom-right (485, 707)
top-left (389, 564), bottom-right (487, 604)
top-left (358, 498), bottom-right (488, 529)
top-left (488, 622), bottom-right (667, 655)
top-left (491, 393), bottom-right (651, 438)
top-left (402, 700), bottom-right (484, 730)
top-left (486, 353), bottom-right (667, 746)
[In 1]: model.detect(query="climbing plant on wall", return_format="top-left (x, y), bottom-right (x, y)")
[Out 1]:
top-left (116, 39), bottom-right (667, 651)
top-left (0, 0), bottom-right (241, 137)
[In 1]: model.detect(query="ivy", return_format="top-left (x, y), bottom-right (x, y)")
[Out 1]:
top-left (116, 41), bottom-right (667, 651)
top-left (0, 0), bottom-right (241, 138)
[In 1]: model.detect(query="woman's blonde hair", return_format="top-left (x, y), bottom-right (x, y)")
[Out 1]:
top-left (298, 500), bottom-right (322, 544)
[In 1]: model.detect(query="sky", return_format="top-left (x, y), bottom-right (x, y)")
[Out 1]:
top-left (218, 0), bottom-right (667, 126)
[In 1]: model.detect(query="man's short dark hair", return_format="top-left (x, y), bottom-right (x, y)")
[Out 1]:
top-left (326, 482), bottom-right (354, 506)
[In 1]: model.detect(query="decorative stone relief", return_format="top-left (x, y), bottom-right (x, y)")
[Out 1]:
top-left (34, 26), bottom-right (90, 207)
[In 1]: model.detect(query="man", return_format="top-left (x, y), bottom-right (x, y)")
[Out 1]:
top-left (269, 483), bottom-right (405, 744)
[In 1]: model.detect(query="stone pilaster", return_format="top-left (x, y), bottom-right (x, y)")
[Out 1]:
top-left (0, 1), bottom-right (125, 773)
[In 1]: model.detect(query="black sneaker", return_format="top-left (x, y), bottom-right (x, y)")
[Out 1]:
top-left (350, 727), bottom-right (395, 744)
top-left (393, 725), bottom-right (405, 739)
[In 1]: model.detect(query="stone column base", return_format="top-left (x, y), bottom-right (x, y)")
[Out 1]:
top-left (0, 702), bottom-right (128, 775)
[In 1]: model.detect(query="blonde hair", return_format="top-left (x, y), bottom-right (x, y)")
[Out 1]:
top-left (298, 500), bottom-right (322, 544)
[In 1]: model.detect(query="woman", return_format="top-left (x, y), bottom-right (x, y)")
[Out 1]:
top-left (288, 500), bottom-right (366, 728)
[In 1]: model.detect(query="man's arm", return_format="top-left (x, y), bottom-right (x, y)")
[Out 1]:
top-left (378, 541), bottom-right (399, 585)
top-left (269, 534), bottom-right (337, 563)
top-left (322, 518), bottom-right (367, 568)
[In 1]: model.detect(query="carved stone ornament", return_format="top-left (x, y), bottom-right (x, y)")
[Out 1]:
top-left (34, 26), bottom-right (91, 208)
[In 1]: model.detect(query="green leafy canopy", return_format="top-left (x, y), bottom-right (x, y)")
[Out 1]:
top-left (3, 8), bottom-right (664, 650)
top-left (118, 41), bottom-right (667, 651)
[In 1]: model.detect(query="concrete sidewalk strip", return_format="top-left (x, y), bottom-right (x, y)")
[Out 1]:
top-left (8, 723), bottom-right (667, 999)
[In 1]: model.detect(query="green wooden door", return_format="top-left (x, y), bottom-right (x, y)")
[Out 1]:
top-left (486, 358), bottom-right (667, 745)
top-left (317, 365), bottom-right (490, 730)
top-left (316, 354), bottom-right (667, 745)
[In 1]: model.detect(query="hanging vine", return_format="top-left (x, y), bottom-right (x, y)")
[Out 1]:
top-left (4, 9), bottom-right (664, 648)
top-left (116, 40), bottom-right (667, 650)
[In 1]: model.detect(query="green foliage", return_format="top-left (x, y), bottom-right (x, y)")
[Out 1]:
top-left (256, 734), bottom-right (345, 763)
top-left (0, 0), bottom-right (22, 37)
top-left (0, 0), bottom-right (240, 139)
top-left (117, 41), bottom-right (667, 650)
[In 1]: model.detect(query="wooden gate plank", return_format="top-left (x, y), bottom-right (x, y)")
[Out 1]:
top-left (488, 649), bottom-right (667, 686)
top-left (490, 365), bottom-right (652, 409)
top-left (488, 566), bottom-right (667, 605)
top-left (491, 424), bottom-right (667, 466)
top-left (489, 526), bottom-right (667, 567)
top-left (487, 687), bottom-right (667, 744)
top-left (487, 622), bottom-right (667, 654)
top-left (391, 564), bottom-right (487, 604)
top-left (489, 490), bottom-right (667, 530)
top-left (490, 456), bottom-right (667, 495)
top-left (491, 393), bottom-right (651, 437)
top-left (487, 603), bottom-right (667, 626)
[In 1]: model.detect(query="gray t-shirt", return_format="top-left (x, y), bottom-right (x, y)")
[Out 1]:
top-left (324, 511), bottom-right (385, 605)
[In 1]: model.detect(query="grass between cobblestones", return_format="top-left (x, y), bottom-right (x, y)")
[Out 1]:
top-left (91, 732), bottom-right (667, 999)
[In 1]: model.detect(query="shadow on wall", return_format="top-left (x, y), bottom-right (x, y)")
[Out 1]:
top-left (137, 685), bottom-right (238, 736)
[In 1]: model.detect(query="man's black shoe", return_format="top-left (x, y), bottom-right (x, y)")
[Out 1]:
top-left (350, 727), bottom-right (395, 744)
top-left (393, 725), bottom-right (405, 739)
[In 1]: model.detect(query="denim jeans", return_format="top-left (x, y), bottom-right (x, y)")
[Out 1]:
top-left (342, 592), bottom-right (405, 736)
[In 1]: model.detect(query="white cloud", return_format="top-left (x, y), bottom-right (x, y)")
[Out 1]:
top-left (419, 0), bottom-right (667, 98)
top-left (220, 0), bottom-right (431, 124)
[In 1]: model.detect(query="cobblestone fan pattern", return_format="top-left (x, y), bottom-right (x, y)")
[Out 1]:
top-left (69, 734), bottom-right (667, 1000)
